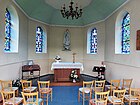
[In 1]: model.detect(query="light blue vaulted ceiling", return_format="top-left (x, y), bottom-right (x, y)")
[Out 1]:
top-left (14, 0), bottom-right (128, 26)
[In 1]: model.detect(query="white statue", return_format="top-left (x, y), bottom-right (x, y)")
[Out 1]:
top-left (63, 29), bottom-right (70, 50)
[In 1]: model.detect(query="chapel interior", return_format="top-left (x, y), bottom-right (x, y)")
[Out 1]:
top-left (0, 0), bottom-right (140, 105)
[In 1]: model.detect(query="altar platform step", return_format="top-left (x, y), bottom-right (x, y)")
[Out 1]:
top-left (31, 74), bottom-right (97, 87)
top-left (50, 81), bottom-right (83, 86)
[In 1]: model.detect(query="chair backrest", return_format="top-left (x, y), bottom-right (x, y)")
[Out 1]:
top-left (21, 80), bottom-right (32, 91)
top-left (83, 81), bottom-right (93, 88)
top-left (122, 79), bottom-right (132, 91)
top-left (1, 80), bottom-right (12, 91)
top-left (94, 80), bottom-right (105, 92)
top-left (22, 92), bottom-right (39, 105)
top-left (38, 81), bottom-right (50, 91)
top-left (130, 88), bottom-right (140, 97)
top-left (0, 80), bottom-right (2, 90)
top-left (110, 79), bottom-right (120, 90)
top-left (113, 89), bottom-right (126, 104)
top-left (95, 91), bottom-right (110, 105)
top-left (1, 90), bottom-right (15, 105)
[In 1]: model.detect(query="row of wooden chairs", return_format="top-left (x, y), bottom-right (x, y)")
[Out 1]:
top-left (105, 79), bottom-right (133, 95)
top-left (0, 80), bottom-right (52, 105)
top-left (89, 88), bottom-right (140, 105)
top-left (78, 80), bottom-right (106, 105)
top-left (78, 79), bottom-right (133, 105)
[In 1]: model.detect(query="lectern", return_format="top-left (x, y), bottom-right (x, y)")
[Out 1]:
top-left (93, 66), bottom-right (105, 80)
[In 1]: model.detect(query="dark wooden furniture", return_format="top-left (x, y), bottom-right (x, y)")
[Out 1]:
top-left (93, 66), bottom-right (105, 80)
top-left (22, 65), bottom-right (40, 79)
top-left (136, 30), bottom-right (140, 50)
top-left (54, 68), bottom-right (80, 82)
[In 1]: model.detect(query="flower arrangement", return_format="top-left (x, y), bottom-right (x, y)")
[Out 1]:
top-left (54, 55), bottom-right (61, 63)
top-left (69, 70), bottom-right (78, 82)
top-left (12, 78), bottom-right (21, 88)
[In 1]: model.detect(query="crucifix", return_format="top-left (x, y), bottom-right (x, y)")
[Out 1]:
top-left (72, 53), bottom-right (76, 63)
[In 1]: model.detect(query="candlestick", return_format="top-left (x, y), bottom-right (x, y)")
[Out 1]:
top-left (72, 53), bottom-right (76, 63)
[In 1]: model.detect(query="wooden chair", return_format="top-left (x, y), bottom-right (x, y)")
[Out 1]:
top-left (78, 81), bottom-right (94, 105)
top-left (21, 91), bottom-right (43, 105)
top-left (124, 88), bottom-right (139, 105)
top-left (93, 80), bottom-right (105, 92)
top-left (105, 79), bottom-right (120, 95)
top-left (122, 79), bottom-right (132, 94)
top-left (89, 90), bottom-right (110, 105)
top-left (38, 81), bottom-right (52, 105)
top-left (1, 80), bottom-right (19, 96)
top-left (21, 80), bottom-right (37, 93)
top-left (108, 89), bottom-right (126, 105)
top-left (1, 90), bottom-right (23, 105)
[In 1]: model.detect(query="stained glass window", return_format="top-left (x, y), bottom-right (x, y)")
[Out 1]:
top-left (122, 13), bottom-right (130, 54)
top-left (36, 26), bottom-right (43, 53)
top-left (5, 8), bottom-right (11, 51)
top-left (90, 28), bottom-right (97, 54)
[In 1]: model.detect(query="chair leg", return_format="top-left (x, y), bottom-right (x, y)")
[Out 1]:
top-left (51, 91), bottom-right (52, 101)
top-left (89, 101), bottom-right (91, 105)
top-left (83, 93), bottom-right (85, 105)
top-left (90, 91), bottom-right (92, 99)
top-left (41, 101), bottom-right (44, 105)
top-left (47, 94), bottom-right (49, 105)
top-left (78, 91), bottom-right (80, 102)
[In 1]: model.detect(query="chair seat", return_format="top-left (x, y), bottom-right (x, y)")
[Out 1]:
top-left (105, 85), bottom-right (116, 89)
top-left (23, 87), bottom-right (37, 92)
top-left (12, 87), bottom-right (18, 91)
top-left (93, 87), bottom-right (103, 92)
top-left (89, 99), bottom-right (105, 105)
top-left (40, 88), bottom-right (52, 94)
top-left (108, 96), bottom-right (122, 103)
top-left (79, 87), bottom-right (91, 93)
top-left (125, 95), bottom-right (139, 101)
top-left (26, 98), bottom-right (43, 105)
top-left (3, 87), bottom-right (18, 91)
top-left (4, 97), bottom-right (23, 105)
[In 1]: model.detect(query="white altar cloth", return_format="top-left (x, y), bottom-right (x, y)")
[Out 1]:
top-left (51, 62), bottom-right (84, 71)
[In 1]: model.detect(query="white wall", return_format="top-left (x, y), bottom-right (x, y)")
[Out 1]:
top-left (105, 0), bottom-right (140, 87)
top-left (48, 27), bottom-right (84, 74)
top-left (83, 22), bottom-right (105, 76)
top-left (0, 0), bottom-right (28, 80)
top-left (28, 20), bottom-right (49, 75)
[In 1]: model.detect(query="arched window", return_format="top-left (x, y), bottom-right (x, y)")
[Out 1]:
top-left (115, 11), bottom-right (130, 54)
top-left (5, 8), bottom-right (11, 51)
top-left (87, 28), bottom-right (97, 54)
top-left (4, 6), bottom-right (19, 53)
top-left (36, 26), bottom-right (47, 53)
top-left (121, 13), bottom-right (130, 54)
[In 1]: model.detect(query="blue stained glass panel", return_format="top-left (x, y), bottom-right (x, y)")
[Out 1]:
top-left (36, 27), bottom-right (43, 52)
top-left (4, 8), bottom-right (11, 51)
top-left (122, 13), bottom-right (130, 54)
top-left (90, 28), bottom-right (97, 54)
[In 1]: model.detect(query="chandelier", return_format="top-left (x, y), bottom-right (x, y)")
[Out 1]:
top-left (60, 0), bottom-right (83, 19)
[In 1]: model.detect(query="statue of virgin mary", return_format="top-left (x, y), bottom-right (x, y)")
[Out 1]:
top-left (63, 29), bottom-right (70, 50)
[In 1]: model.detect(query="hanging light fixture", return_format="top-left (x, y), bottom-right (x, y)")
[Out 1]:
top-left (60, 0), bottom-right (83, 19)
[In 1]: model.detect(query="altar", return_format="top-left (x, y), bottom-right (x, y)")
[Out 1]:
top-left (51, 62), bottom-right (83, 82)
